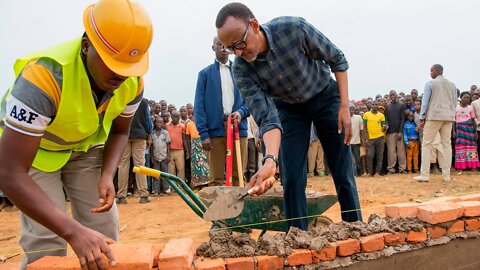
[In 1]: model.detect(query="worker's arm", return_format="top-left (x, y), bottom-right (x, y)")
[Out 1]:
top-left (248, 128), bottom-right (281, 195)
top-left (0, 127), bottom-right (116, 269)
top-left (91, 115), bottom-right (133, 213)
top-left (233, 57), bottom-right (283, 196)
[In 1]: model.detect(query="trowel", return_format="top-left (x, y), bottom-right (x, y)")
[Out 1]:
top-left (203, 187), bottom-right (255, 221)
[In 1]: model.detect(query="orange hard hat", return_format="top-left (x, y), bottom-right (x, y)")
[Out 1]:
top-left (83, 0), bottom-right (153, 77)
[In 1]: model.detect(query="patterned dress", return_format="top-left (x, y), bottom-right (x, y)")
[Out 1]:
top-left (454, 105), bottom-right (480, 169)
top-left (186, 121), bottom-right (210, 186)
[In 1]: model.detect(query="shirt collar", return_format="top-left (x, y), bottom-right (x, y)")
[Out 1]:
top-left (256, 24), bottom-right (276, 61)
top-left (216, 59), bottom-right (231, 68)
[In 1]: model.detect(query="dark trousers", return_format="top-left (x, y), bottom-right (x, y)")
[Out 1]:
top-left (247, 138), bottom-right (258, 181)
top-left (274, 79), bottom-right (362, 230)
top-left (367, 137), bottom-right (385, 175)
top-left (152, 159), bottom-right (169, 193)
top-left (350, 144), bottom-right (363, 176)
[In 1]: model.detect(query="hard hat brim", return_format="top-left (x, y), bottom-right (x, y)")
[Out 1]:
top-left (83, 4), bottom-right (149, 77)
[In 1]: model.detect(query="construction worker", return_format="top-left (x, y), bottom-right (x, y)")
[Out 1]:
top-left (0, 0), bottom-right (152, 269)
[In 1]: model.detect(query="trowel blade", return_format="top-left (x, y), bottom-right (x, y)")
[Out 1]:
top-left (203, 192), bottom-right (245, 221)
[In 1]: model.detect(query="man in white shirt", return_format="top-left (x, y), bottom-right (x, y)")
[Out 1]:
top-left (194, 37), bottom-right (250, 186)
top-left (350, 105), bottom-right (365, 176)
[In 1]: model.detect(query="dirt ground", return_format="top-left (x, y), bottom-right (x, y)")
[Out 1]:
top-left (1, 171), bottom-right (480, 266)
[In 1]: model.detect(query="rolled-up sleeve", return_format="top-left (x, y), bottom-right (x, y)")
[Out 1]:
top-left (300, 19), bottom-right (349, 72)
top-left (234, 61), bottom-right (282, 136)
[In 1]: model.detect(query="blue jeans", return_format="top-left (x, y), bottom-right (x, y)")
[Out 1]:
top-left (274, 79), bottom-right (362, 230)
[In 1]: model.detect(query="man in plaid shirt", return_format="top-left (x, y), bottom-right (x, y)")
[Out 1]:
top-left (216, 2), bottom-right (362, 230)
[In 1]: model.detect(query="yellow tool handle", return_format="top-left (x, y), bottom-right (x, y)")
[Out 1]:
top-left (132, 166), bottom-right (161, 178)
top-left (235, 140), bottom-right (244, 187)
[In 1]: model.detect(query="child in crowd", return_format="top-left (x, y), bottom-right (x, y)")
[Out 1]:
top-left (166, 110), bottom-right (188, 180)
top-left (150, 116), bottom-right (171, 195)
top-left (404, 111), bottom-right (419, 173)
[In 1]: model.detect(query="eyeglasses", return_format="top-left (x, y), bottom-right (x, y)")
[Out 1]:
top-left (223, 21), bottom-right (250, 54)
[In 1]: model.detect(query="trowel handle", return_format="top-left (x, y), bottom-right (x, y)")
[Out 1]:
top-left (239, 187), bottom-right (255, 200)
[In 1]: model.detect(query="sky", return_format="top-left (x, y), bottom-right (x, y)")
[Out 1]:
top-left (0, 0), bottom-right (479, 106)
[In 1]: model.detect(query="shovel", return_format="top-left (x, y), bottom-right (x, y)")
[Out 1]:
top-left (202, 177), bottom-right (276, 221)
top-left (203, 187), bottom-right (255, 221)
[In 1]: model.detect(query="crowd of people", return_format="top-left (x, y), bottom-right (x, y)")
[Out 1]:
top-left (115, 80), bottom-right (480, 204)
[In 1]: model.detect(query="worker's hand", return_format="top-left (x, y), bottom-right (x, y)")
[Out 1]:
top-left (229, 111), bottom-right (242, 121)
top-left (67, 226), bottom-right (116, 270)
top-left (407, 142), bottom-right (411, 149)
top-left (397, 133), bottom-right (403, 141)
top-left (201, 138), bottom-right (212, 151)
top-left (338, 106), bottom-right (351, 145)
top-left (91, 178), bottom-right (115, 213)
top-left (247, 159), bottom-right (276, 196)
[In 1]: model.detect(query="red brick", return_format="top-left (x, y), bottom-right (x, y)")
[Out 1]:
top-left (455, 201), bottom-right (480, 217)
top-left (406, 229), bottom-right (427, 243)
top-left (335, 239), bottom-right (360, 257)
top-left (458, 193), bottom-right (480, 202)
top-left (360, 234), bottom-right (385, 252)
top-left (158, 238), bottom-right (194, 270)
top-left (427, 227), bottom-right (447, 239)
top-left (287, 249), bottom-right (312, 266)
top-left (383, 232), bottom-right (406, 246)
top-left (447, 220), bottom-right (465, 234)
top-left (196, 257), bottom-right (226, 270)
top-left (109, 243), bottom-right (154, 270)
top-left (421, 196), bottom-right (461, 205)
top-left (256, 256), bottom-right (284, 270)
top-left (26, 256), bottom-right (80, 270)
top-left (27, 244), bottom-right (154, 270)
top-left (152, 244), bottom-right (163, 267)
top-left (225, 257), bottom-right (254, 270)
top-left (311, 245), bottom-right (336, 263)
top-left (417, 203), bottom-right (464, 224)
top-left (0, 264), bottom-right (20, 270)
top-left (465, 219), bottom-right (480, 231)
top-left (384, 203), bottom-right (419, 218)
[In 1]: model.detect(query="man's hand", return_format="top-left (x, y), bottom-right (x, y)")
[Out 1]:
top-left (201, 138), bottom-right (212, 151)
top-left (419, 119), bottom-right (425, 130)
top-left (382, 125), bottom-right (387, 132)
top-left (91, 178), bottom-right (115, 213)
top-left (67, 226), bottom-right (116, 270)
top-left (229, 111), bottom-right (242, 121)
top-left (338, 106), bottom-right (352, 145)
top-left (397, 133), bottom-right (403, 141)
top-left (247, 159), bottom-right (276, 196)
top-left (407, 142), bottom-right (411, 149)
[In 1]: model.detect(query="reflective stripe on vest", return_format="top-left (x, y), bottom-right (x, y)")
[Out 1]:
top-left (0, 37), bottom-right (138, 172)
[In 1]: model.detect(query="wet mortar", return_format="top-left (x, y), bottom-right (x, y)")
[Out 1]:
top-left (196, 214), bottom-right (428, 258)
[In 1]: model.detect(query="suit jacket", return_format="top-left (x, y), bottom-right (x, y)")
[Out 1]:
top-left (194, 60), bottom-right (249, 141)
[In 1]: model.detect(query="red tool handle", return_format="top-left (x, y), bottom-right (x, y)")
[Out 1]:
top-left (225, 116), bottom-right (234, 186)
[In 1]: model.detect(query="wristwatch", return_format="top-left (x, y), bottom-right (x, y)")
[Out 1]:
top-left (262, 154), bottom-right (278, 166)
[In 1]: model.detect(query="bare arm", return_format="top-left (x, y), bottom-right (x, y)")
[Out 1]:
top-left (92, 115), bottom-right (133, 213)
top-left (248, 128), bottom-right (281, 195)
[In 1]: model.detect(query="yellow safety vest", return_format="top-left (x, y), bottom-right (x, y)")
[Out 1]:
top-left (0, 37), bottom-right (138, 172)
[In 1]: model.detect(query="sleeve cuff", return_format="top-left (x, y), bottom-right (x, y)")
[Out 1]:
top-left (259, 123), bottom-right (283, 137)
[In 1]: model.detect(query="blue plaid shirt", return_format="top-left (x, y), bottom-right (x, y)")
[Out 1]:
top-left (233, 16), bottom-right (349, 136)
